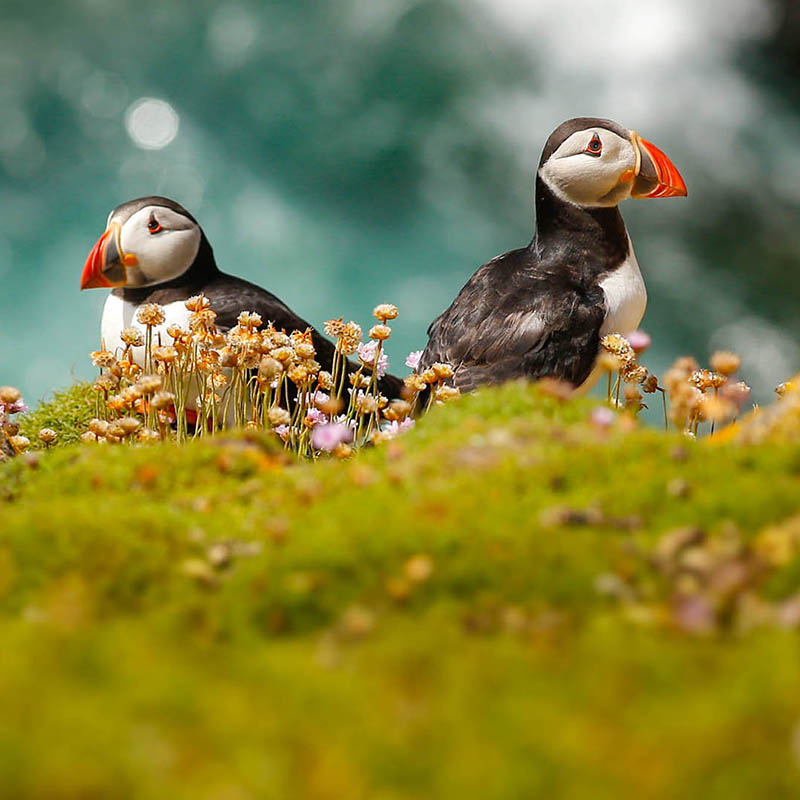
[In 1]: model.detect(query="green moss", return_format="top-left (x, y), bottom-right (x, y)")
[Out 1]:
top-left (17, 382), bottom-right (96, 447)
top-left (2, 380), bottom-right (800, 798)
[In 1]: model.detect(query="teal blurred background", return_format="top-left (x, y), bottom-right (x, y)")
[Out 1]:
top-left (1, 0), bottom-right (799, 405)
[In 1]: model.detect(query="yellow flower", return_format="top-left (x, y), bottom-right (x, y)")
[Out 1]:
top-left (185, 294), bottom-right (210, 312)
top-left (136, 374), bottom-right (162, 395)
top-left (295, 342), bottom-right (316, 360)
top-left (37, 428), bottom-right (58, 446)
top-left (237, 311), bottom-right (263, 328)
top-left (120, 327), bottom-right (144, 347)
top-left (151, 391), bottom-right (175, 410)
top-left (432, 362), bottom-right (455, 380)
top-left (9, 435), bottom-right (30, 453)
top-left (152, 346), bottom-right (178, 364)
top-left (373, 303), bottom-right (399, 321)
top-left (404, 374), bottom-right (426, 392)
top-left (90, 349), bottom-right (116, 369)
top-left (369, 324), bottom-right (392, 341)
top-left (136, 303), bottom-right (166, 327)
top-left (324, 318), bottom-right (345, 338)
top-left (434, 385), bottom-right (460, 403)
top-left (0, 387), bottom-right (22, 404)
top-left (268, 407), bottom-right (291, 427)
top-left (710, 351), bottom-right (741, 376)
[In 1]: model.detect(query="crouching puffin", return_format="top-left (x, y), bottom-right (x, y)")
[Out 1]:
top-left (419, 117), bottom-right (687, 393)
top-left (81, 196), bottom-right (403, 397)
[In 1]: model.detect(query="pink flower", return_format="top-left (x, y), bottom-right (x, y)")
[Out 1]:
top-left (590, 406), bottom-right (615, 430)
top-left (405, 350), bottom-right (423, 370)
top-left (721, 381), bottom-right (751, 409)
top-left (357, 341), bottom-right (389, 378)
top-left (626, 330), bottom-right (651, 354)
top-left (311, 422), bottom-right (354, 452)
top-left (383, 418), bottom-right (415, 438)
top-left (305, 408), bottom-right (328, 426)
top-left (274, 424), bottom-right (290, 439)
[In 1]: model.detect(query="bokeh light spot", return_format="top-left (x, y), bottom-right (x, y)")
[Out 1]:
top-left (124, 98), bottom-right (179, 150)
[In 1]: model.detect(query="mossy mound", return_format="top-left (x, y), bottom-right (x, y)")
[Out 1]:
top-left (3, 381), bottom-right (800, 798)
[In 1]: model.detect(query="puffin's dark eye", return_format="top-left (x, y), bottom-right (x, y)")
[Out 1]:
top-left (147, 218), bottom-right (163, 234)
top-left (585, 134), bottom-right (602, 156)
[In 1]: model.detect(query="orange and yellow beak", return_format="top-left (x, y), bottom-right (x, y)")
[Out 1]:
top-left (80, 222), bottom-right (138, 290)
top-left (630, 131), bottom-right (687, 199)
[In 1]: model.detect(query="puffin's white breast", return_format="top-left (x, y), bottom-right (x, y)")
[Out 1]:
top-left (101, 294), bottom-right (193, 363)
top-left (574, 238), bottom-right (647, 395)
top-left (598, 239), bottom-right (647, 338)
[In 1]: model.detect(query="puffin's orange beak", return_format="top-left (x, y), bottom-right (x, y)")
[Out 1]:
top-left (80, 223), bottom-right (137, 290)
top-left (630, 132), bottom-right (687, 199)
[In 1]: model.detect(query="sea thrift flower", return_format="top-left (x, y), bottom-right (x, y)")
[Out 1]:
top-left (324, 317), bottom-right (345, 338)
top-left (120, 327), bottom-right (144, 347)
top-left (38, 428), bottom-right (58, 446)
top-left (189, 309), bottom-right (217, 331)
top-left (405, 350), bottom-right (422, 370)
top-left (118, 417), bottom-right (142, 436)
top-left (382, 418), bottom-right (415, 438)
top-left (304, 408), bottom-right (328, 427)
top-left (311, 422), bottom-right (354, 452)
top-left (0, 387), bottom-right (22, 405)
top-left (185, 294), bottom-right (210, 312)
top-left (404, 373), bottom-right (426, 392)
top-left (601, 334), bottom-right (635, 362)
top-left (268, 407), bottom-right (291, 427)
top-left (722, 381), bottom-right (751, 408)
top-left (237, 311), bottom-right (262, 328)
top-left (152, 346), bottom-right (178, 364)
top-left (136, 374), bottom-right (162, 395)
top-left (434, 385), bottom-right (460, 403)
top-left (590, 406), bottom-right (615, 429)
top-left (338, 322), bottom-right (362, 355)
top-left (432, 362), bottom-right (455, 381)
top-left (710, 351), bottom-right (741, 376)
top-left (642, 374), bottom-right (659, 393)
top-left (621, 363), bottom-right (648, 384)
top-left (373, 303), bottom-right (398, 321)
top-left (9, 435), bottom-right (30, 453)
top-left (90, 349), bottom-right (116, 369)
top-left (150, 391), bottom-right (175, 410)
top-left (357, 341), bottom-right (389, 378)
top-left (627, 330), bottom-right (651, 354)
top-left (369, 324), bottom-right (392, 341)
top-left (295, 342), bottom-right (316, 360)
top-left (136, 303), bottom-right (166, 327)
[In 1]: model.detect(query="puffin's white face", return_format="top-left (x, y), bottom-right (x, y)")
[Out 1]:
top-left (81, 200), bottom-right (202, 290)
top-left (538, 127), bottom-right (638, 208)
top-left (113, 205), bottom-right (201, 287)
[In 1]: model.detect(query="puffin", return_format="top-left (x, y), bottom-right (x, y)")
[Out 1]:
top-left (419, 117), bottom-right (687, 393)
top-left (80, 196), bottom-right (403, 398)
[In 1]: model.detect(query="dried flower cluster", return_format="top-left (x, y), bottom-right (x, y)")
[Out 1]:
top-left (600, 332), bottom-right (750, 436)
top-left (83, 298), bottom-right (454, 456)
top-left (0, 386), bottom-right (29, 459)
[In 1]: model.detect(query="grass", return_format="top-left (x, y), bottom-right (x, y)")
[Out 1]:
top-left (3, 380), bottom-right (800, 798)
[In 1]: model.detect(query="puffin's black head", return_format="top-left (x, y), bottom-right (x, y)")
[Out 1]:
top-left (537, 117), bottom-right (687, 208)
top-left (81, 196), bottom-right (206, 290)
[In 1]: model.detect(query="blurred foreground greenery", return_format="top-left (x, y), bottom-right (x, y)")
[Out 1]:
top-left (3, 382), bottom-right (800, 798)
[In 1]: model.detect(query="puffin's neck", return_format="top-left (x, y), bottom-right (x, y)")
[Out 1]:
top-left (114, 233), bottom-right (220, 303)
top-left (532, 177), bottom-right (630, 278)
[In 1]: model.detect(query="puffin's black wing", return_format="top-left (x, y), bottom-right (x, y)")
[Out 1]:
top-left (420, 248), bottom-right (606, 392)
top-left (203, 272), bottom-right (404, 398)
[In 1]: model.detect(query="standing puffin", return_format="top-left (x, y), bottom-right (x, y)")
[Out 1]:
top-left (419, 118), bottom-right (687, 393)
top-left (81, 196), bottom-right (403, 397)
